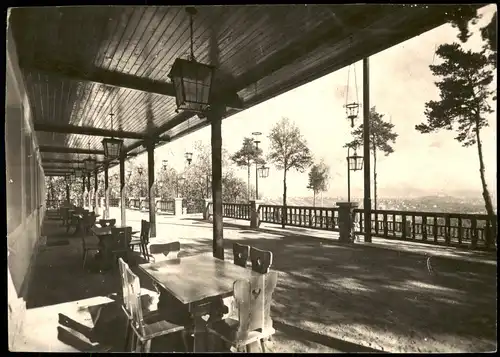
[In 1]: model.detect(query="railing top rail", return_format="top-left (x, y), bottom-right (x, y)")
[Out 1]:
top-left (352, 208), bottom-right (494, 220)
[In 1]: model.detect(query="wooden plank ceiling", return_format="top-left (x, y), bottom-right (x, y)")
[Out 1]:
top-left (8, 4), bottom-right (476, 174)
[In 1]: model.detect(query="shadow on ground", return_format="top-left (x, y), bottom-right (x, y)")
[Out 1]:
top-left (24, 217), bottom-right (497, 353)
top-left (176, 219), bottom-right (497, 353)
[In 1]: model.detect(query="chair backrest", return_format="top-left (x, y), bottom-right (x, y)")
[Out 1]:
top-left (233, 243), bottom-right (250, 268)
top-left (99, 218), bottom-right (116, 227)
top-left (149, 241), bottom-right (180, 262)
top-left (123, 261), bottom-right (145, 336)
top-left (110, 227), bottom-right (132, 251)
top-left (118, 257), bottom-right (132, 319)
top-left (233, 272), bottom-right (278, 341)
top-left (250, 247), bottom-right (273, 274)
top-left (140, 220), bottom-right (151, 245)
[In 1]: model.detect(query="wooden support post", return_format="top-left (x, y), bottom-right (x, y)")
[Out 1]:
top-left (104, 164), bottom-right (109, 219)
top-left (66, 181), bottom-right (70, 204)
top-left (94, 169), bottom-right (98, 213)
top-left (147, 141), bottom-right (156, 238)
top-left (87, 173), bottom-right (91, 209)
top-left (210, 106), bottom-right (224, 260)
top-left (362, 57), bottom-right (372, 243)
top-left (82, 175), bottom-right (86, 207)
top-left (120, 154), bottom-right (126, 226)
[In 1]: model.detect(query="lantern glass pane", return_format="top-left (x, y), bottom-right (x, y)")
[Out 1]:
top-left (169, 58), bottom-right (214, 113)
top-left (172, 76), bottom-right (185, 107)
top-left (102, 138), bottom-right (123, 159)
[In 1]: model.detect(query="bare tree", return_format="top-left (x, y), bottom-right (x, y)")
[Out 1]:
top-left (268, 117), bottom-right (313, 228)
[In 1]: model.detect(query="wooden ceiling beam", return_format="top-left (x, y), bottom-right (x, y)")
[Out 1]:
top-left (34, 122), bottom-right (145, 139)
top-left (20, 59), bottom-right (244, 109)
top-left (42, 158), bottom-right (106, 164)
top-left (39, 145), bottom-right (104, 155)
top-left (43, 165), bottom-right (77, 171)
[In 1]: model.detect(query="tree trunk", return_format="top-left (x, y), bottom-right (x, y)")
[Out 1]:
top-left (247, 163), bottom-right (251, 202)
top-left (313, 191), bottom-right (316, 208)
top-left (282, 170), bottom-right (287, 228)
top-left (373, 147), bottom-right (377, 211)
top-left (475, 125), bottom-right (496, 248)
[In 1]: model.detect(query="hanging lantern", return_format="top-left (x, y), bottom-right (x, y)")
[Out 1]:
top-left (258, 165), bottom-right (270, 178)
top-left (347, 150), bottom-right (364, 172)
top-left (137, 167), bottom-right (143, 176)
top-left (343, 63), bottom-right (361, 128)
top-left (162, 160), bottom-right (168, 170)
top-left (168, 7), bottom-right (215, 114)
top-left (345, 102), bottom-right (360, 127)
top-left (83, 142), bottom-right (97, 172)
top-left (102, 113), bottom-right (124, 160)
top-left (185, 152), bottom-right (193, 165)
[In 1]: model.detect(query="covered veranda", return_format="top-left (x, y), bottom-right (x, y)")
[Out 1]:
top-left (7, 4), bottom-right (482, 352)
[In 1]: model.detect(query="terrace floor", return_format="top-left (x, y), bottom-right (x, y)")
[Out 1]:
top-left (13, 208), bottom-right (497, 353)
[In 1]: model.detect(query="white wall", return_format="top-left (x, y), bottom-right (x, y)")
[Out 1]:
top-left (6, 18), bottom-right (46, 350)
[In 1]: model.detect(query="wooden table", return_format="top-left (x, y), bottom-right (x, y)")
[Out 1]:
top-left (90, 225), bottom-right (138, 269)
top-left (139, 254), bottom-right (262, 352)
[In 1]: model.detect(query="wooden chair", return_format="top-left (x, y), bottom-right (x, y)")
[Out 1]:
top-left (232, 243), bottom-right (250, 268)
top-left (81, 234), bottom-right (101, 270)
top-left (250, 247), bottom-right (273, 274)
top-left (83, 212), bottom-right (97, 235)
top-left (118, 258), bottom-right (186, 352)
top-left (99, 218), bottom-right (116, 228)
top-left (109, 227), bottom-right (132, 265)
top-left (207, 272), bottom-right (278, 352)
top-left (130, 220), bottom-right (150, 261)
top-left (148, 241), bottom-right (180, 263)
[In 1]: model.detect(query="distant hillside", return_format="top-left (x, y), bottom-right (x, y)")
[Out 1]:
top-left (261, 194), bottom-right (495, 214)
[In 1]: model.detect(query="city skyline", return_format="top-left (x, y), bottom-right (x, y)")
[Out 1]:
top-left (122, 5), bottom-right (497, 202)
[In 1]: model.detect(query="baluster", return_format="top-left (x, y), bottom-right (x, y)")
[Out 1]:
top-left (358, 211), bottom-right (363, 235)
top-left (445, 215), bottom-right (451, 245)
top-left (392, 214), bottom-right (396, 237)
top-left (471, 217), bottom-right (478, 248)
top-left (458, 218), bottom-right (463, 245)
top-left (401, 215), bottom-right (407, 239)
top-left (485, 219), bottom-right (492, 249)
top-left (375, 212), bottom-right (379, 235)
top-left (433, 216), bottom-right (438, 242)
top-left (383, 213), bottom-right (388, 238)
top-left (320, 209), bottom-right (324, 229)
top-left (411, 215), bottom-right (416, 240)
top-left (421, 215), bottom-right (428, 241)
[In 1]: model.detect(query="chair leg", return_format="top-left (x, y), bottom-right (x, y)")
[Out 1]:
top-left (261, 339), bottom-right (267, 353)
top-left (143, 340), bottom-right (152, 353)
top-left (142, 243), bottom-right (149, 261)
top-left (181, 330), bottom-right (190, 352)
top-left (82, 250), bottom-right (87, 270)
top-left (124, 321), bottom-right (131, 352)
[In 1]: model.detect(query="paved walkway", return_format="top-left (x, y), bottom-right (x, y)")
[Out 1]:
top-left (14, 209), bottom-right (497, 353)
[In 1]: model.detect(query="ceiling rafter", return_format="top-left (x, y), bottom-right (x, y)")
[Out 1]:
top-left (20, 59), bottom-right (244, 110)
top-left (34, 122), bottom-right (146, 139)
top-left (39, 145), bottom-right (104, 155)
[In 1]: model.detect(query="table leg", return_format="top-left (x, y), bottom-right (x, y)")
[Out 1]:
top-left (193, 315), bottom-right (207, 352)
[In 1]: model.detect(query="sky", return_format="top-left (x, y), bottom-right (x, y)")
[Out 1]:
top-left (123, 5), bottom-right (497, 201)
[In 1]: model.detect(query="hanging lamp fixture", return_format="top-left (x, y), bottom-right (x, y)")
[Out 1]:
top-left (83, 142), bottom-right (97, 172)
top-left (343, 62), bottom-right (361, 128)
top-left (168, 7), bottom-right (216, 114)
top-left (184, 152), bottom-right (193, 165)
top-left (102, 110), bottom-right (124, 160)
